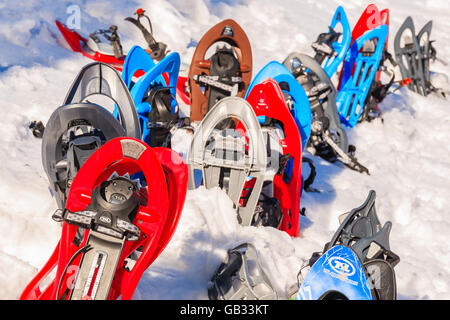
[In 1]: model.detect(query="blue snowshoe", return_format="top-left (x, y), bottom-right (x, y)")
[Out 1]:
top-left (294, 190), bottom-right (400, 300)
top-left (121, 45), bottom-right (190, 147)
top-left (311, 6), bottom-right (351, 79)
top-left (337, 25), bottom-right (389, 128)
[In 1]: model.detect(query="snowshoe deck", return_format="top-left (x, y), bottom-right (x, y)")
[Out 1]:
top-left (188, 19), bottom-right (252, 122)
top-left (283, 53), bottom-right (369, 174)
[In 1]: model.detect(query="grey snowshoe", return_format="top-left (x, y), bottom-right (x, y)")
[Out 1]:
top-left (42, 62), bottom-right (141, 209)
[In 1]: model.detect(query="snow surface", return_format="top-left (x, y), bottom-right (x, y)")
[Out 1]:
top-left (0, 0), bottom-right (450, 300)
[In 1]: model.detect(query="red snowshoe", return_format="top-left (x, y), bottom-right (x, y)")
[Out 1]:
top-left (244, 79), bottom-right (303, 237)
top-left (55, 20), bottom-right (126, 71)
top-left (20, 137), bottom-right (187, 300)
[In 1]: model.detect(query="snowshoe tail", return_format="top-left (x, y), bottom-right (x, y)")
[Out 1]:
top-left (21, 137), bottom-right (187, 300)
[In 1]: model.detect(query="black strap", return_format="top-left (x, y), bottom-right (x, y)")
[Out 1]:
top-left (302, 157), bottom-right (319, 193)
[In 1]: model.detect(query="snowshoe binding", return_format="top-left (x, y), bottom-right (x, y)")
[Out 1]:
top-left (188, 19), bottom-right (252, 122)
top-left (42, 62), bottom-right (141, 210)
top-left (283, 53), bottom-right (369, 175)
top-left (311, 6), bottom-right (351, 79)
top-left (294, 190), bottom-right (400, 300)
top-left (125, 8), bottom-right (168, 61)
top-left (208, 243), bottom-right (277, 300)
top-left (55, 20), bottom-right (126, 70)
top-left (121, 45), bottom-right (190, 148)
top-left (21, 137), bottom-right (188, 300)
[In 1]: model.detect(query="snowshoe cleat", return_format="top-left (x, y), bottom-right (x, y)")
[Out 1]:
top-left (394, 17), bottom-right (442, 96)
top-left (244, 79), bottom-right (303, 237)
top-left (42, 62), bottom-right (141, 210)
top-left (208, 243), bottom-right (277, 300)
top-left (55, 20), bottom-right (126, 70)
top-left (21, 137), bottom-right (188, 300)
top-left (311, 6), bottom-right (351, 79)
top-left (188, 96), bottom-right (267, 227)
top-left (295, 190), bottom-right (400, 300)
top-left (283, 53), bottom-right (369, 175)
top-left (125, 8), bottom-right (168, 61)
top-left (121, 46), bottom-right (189, 148)
top-left (337, 25), bottom-right (389, 128)
top-left (188, 19), bottom-right (252, 122)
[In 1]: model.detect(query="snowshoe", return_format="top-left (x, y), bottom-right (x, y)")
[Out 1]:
top-left (294, 190), bottom-right (399, 300)
top-left (245, 79), bottom-right (303, 237)
top-left (394, 17), bottom-right (442, 96)
top-left (188, 96), bottom-right (267, 227)
top-left (21, 137), bottom-right (188, 300)
top-left (42, 62), bottom-right (141, 209)
top-left (311, 5), bottom-right (351, 79)
top-left (337, 25), bottom-right (389, 128)
top-left (208, 243), bottom-right (277, 300)
top-left (283, 53), bottom-right (369, 175)
top-left (125, 8), bottom-right (168, 61)
top-left (55, 20), bottom-right (126, 70)
top-left (121, 45), bottom-right (189, 148)
top-left (245, 61), bottom-right (311, 150)
top-left (337, 5), bottom-right (396, 123)
top-left (245, 61), bottom-right (316, 192)
top-left (340, 4), bottom-right (391, 86)
top-left (188, 19), bottom-right (252, 122)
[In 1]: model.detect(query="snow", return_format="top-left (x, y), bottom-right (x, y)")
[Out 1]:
top-left (0, 0), bottom-right (450, 300)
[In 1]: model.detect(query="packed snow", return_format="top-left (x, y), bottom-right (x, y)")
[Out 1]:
top-left (0, 0), bottom-right (449, 300)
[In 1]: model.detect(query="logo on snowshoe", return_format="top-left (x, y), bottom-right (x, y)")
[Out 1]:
top-left (221, 26), bottom-right (234, 37)
top-left (328, 257), bottom-right (356, 277)
top-left (99, 215), bottom-right (112, 224)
